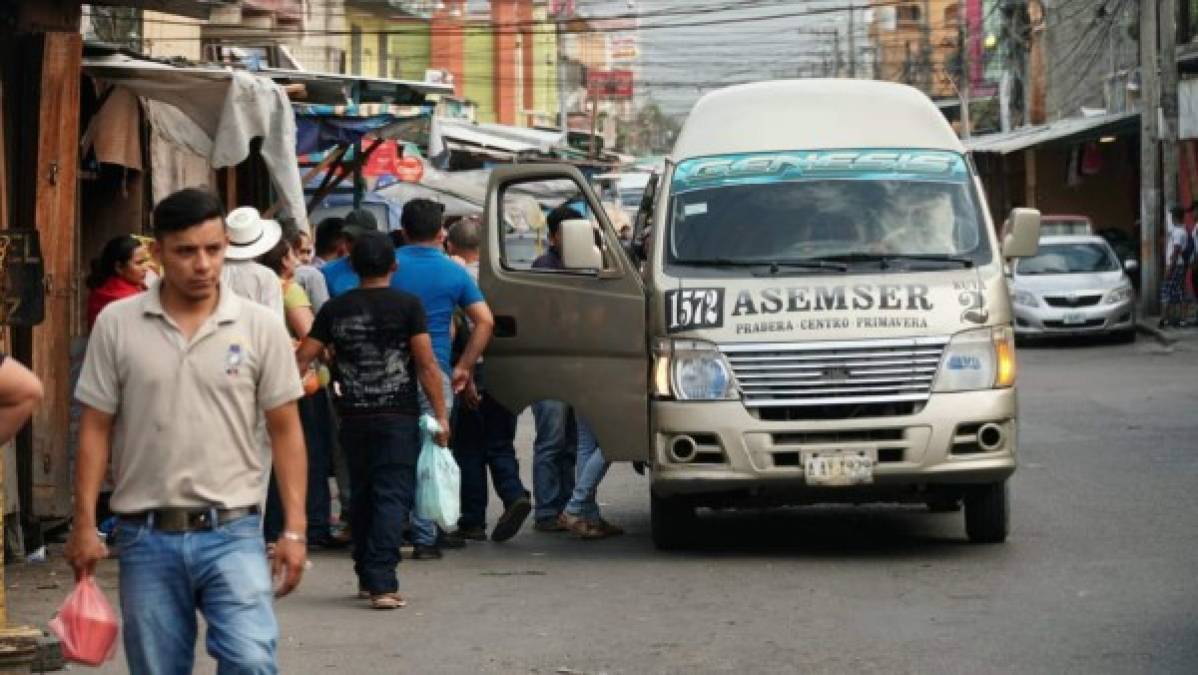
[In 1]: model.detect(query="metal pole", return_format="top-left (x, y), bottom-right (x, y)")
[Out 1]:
top-left (847, 2), bottom-right (856, 78)
top-left (557, 13), bottom-right (568, 143)
top-left (1140, 0), bottom-right (1162, 315)
top-left (1161, 0), bottom-right (1180, 211)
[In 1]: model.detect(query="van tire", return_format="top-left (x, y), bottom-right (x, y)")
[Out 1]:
top-left (964, 481), bottom-right (1009, 544)
top-left (651, 492), bottom-right (696, 550)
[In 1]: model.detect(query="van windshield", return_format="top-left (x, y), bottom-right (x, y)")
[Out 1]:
top-left (666, 150), bottom-right (991, 269)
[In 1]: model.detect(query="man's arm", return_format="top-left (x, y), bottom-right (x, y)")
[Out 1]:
top-left (295, 336), bottom-right (326, 375)
top-left (0, 357), bottom-right (42, 442)
top-left (64, 407), bottom-right (113, 578)
top-left (413, 334), bottom-right (450, 447)
top-left (452, 301), bottom-right (495, 394)
top-left (264, 402), bottom-right (307, 597)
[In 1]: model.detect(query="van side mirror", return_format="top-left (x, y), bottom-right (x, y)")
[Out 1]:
top-left (1123, 259), bottom-right (1139, 273)
top-left (1002, 208), bottom-right (1041, 259)
top-left (560, 219), bottom-right (603, 270)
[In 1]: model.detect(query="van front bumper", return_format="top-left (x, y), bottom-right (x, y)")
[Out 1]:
top-left (651, 389), bottom-right (1017, 501)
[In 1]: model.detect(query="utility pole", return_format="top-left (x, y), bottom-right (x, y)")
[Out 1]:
top-left (847, 2), bottom-right (857, 78)
top-left (556, 7), bottom-right (568, 144)
top-left (832, 28), bottom-right (842, 77)
top-left (1161, 0), bottom-right (1180, 212)
top-left (1140, 0), bottom-right (1161, 315)
top-left (958, 1), bottom-right (971, 138)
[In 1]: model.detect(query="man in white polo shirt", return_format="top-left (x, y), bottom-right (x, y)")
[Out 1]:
top-left (65, 188), bottom-right (308, 675)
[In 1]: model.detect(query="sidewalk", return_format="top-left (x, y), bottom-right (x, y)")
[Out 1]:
top-left (1137, 315), bottom-right (1198, 345)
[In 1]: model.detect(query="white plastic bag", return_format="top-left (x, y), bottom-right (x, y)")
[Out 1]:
top-left (415, 414), bottom-right (461, 531)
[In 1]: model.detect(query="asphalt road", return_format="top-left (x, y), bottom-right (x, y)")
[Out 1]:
top-left (12, 334), bottom-right (1198, 674)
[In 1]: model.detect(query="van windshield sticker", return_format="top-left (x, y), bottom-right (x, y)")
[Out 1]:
top-left (672, 149), bottom-right (968, 193)
top-left (683, 202), bottom-right (708, 216)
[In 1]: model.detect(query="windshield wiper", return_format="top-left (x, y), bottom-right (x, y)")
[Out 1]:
top-left (810, 253), bottom-right (974, 269)
top-left (672, 257), bottom-right (847, 272)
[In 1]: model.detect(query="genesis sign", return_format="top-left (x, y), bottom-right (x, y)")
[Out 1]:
top-left (673, 149), bottom-right (968, 192)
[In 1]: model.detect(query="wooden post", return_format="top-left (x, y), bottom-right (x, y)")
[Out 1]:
top-left (29, 31), bottom-right (80, 521)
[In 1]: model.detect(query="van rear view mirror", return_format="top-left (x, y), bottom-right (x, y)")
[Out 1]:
top-left (1002, 208), bottom-right (1041, 259)
top-left (560, 219), bottom-right (603, 270)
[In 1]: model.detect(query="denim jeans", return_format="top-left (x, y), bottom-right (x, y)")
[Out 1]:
top-left (263, 389), bottom-right (335, 543)
top-left (532, 400), bottom-right (576, 522)
top-left (411, 368), bottom-right (454, 546)
top-left (340, 414), bottom-right (420, 593)
top-left (452, 390), bottom-right (526, 530)
top-left (301, 389), bottom-right (335, 541)
top-left (565, 416), bottom-right (611, 521)
top-left (115, 514), bottom-right (277, 675)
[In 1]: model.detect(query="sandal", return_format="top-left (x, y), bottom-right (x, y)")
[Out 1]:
top-left (563, 514), bottom-right (608, 540)
top-left (369, 593), bottom-right (407, 610)
top-left (594, 519), bottom-right (625, 537)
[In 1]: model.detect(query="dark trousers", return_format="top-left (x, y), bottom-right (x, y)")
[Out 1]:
top-left (263, 389), bottom-right (336, 542)
top-left (452, 392), bottom-right (527, 530)
top-left (340, 413), bottom-right (420, 595)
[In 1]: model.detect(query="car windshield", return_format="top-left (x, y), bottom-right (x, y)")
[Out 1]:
top-left (666, 149), bottom-right (990, 268)
top-left (1017, 243), bottom-right (1120, 275)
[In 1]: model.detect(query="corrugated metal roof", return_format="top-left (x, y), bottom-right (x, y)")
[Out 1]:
top-left (965, 111), bottom-right (1140, 154)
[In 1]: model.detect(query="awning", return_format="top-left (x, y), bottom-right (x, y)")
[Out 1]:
top-left (261, 68), bottom-right (454, 107)
top-left (292, 102), bottom-right (432, 155)
top-left (965, 111), bottom-right (1140, 154)
top-left (83, 54), bottom-right (308, 230)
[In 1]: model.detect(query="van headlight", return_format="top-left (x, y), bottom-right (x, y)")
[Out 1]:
top-left (1104, 284), bottom-right (1133, 305)
top-left (652, 339), bottom-right (739, 401)
top-left (1010, 289), bottom-right (1039, 307)
top-left (933, 327), bottom-right (1017, 392)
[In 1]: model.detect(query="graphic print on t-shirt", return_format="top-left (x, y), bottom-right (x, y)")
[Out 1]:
top-left (309, 288), bottom-right (428, 416)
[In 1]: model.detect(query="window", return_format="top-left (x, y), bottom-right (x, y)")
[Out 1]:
top-left (498, 177), bottom-right (610, 274)
top-left (350, 25), bottom-right (362, 74)
top-left (897, 4), bottom-right (922, 24)
top-left (378, 34), bottom-right (389, 78)
top-left (1016, 243), bottom-right (1120, 275)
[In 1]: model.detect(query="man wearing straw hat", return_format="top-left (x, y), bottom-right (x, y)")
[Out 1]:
top-left (221, 206), bottom-right (285, 318)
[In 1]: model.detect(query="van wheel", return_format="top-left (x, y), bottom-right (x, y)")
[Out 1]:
top-left (964, 481), bottom-right (1009, 543)
top-left (651, 492), bottom-right (696, 550)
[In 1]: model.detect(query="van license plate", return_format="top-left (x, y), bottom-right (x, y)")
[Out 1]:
top-left (803, 450), bottom-right (875, 486)
top-left (1063, 312), bottom-right (1086, 325)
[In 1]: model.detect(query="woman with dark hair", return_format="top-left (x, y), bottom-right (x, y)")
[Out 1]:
top-left (85, 235), bottom-right (152, 330)
top-left (258, 232), bottom-right (314, 339)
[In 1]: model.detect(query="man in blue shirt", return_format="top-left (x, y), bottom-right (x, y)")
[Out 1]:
top-left (392, 199), bottom-right (495, 558)
top-left (321, 209), bottom-right (378, 298)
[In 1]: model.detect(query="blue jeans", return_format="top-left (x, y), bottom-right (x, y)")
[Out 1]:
top-left (532, 400), bottom-right (576, 522)
top-left (115, 514), bottom-right (277, 675)
top-left (263, 389), bottom-right (335, 542)
top-left (412, 369), bottom-right (454, 546)
top-left (452, 390), bottom-right (526, 530)
top-left (565, 416), bottom-right (611, 521)
top-left (340, 414), bottom-right (420, 593)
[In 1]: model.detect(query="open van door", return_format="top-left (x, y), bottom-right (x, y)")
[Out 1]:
top-left (479, 165), bottom-right (650, 462)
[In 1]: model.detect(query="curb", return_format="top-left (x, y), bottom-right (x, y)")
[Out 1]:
top-left (1136, 321), bottom-right (1177, 346)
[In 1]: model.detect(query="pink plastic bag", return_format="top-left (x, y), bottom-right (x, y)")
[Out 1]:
top-left (47, 575), bottom-right (119, 666)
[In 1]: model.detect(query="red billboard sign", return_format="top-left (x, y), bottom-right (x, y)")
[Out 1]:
top-left (586, 69), bottom-right (634, 100)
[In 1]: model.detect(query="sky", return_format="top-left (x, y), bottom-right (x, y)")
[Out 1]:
top-left (572, 0), bottom-right (872, 118)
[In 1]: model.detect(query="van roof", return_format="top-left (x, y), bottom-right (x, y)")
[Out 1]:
top-left (672, 79), bottom-right (965, 161)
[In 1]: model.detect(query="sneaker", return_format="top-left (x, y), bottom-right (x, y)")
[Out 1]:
top-left (452, 526), bottom-right (487, 542)
top-left (491, 494), bottom-right (532, 543)
top-left (533, 513), bottom-right (569, 532)
top-left (412, 544), bottom-right (443, 560)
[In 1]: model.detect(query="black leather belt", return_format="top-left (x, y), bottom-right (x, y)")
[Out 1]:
top-left (119, 506), bottom-right (259, 533)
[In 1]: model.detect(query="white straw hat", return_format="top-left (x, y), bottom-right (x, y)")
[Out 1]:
top-left (225, 206), bottom-right (282, 260)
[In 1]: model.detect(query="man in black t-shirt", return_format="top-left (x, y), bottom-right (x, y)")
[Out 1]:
top-left (297, 231), bottom-right (449, 610)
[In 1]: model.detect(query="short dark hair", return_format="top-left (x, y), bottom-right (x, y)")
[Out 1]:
top-left (388, 229), bottom-right (406, 249)
top-left (350, 231), bottom-right (395, 278)
top-left (256, 237), bottom-right (291, 276)
top-left (153, 188), bottom-right (224, 239)
top-left (401, 199), bottom-right (445, 242)
top-left (314, 217), bottom-right (346, 255)
top-left (546, 205), bottom-right (583, 236)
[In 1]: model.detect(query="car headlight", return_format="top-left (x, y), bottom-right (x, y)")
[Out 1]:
top-left (652, 339), bottom-right (739, 401)
top-left (1011, 289), bottom-right (1039, 307)
top-left (1104, 284), bottom-right (1133, 304)
top-left (934, 327), bottom-right (1017, 392)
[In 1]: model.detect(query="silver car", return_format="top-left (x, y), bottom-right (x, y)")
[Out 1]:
top-left (1009, 235), bottom-right (1138, 341)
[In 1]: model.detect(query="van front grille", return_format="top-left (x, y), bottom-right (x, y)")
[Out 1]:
top-left (722, 337), bottom-right (948, 408)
